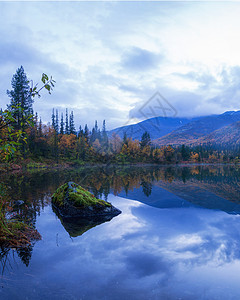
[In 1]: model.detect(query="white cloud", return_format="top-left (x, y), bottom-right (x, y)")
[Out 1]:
top-left (1, 2), bottom-right (240, 129)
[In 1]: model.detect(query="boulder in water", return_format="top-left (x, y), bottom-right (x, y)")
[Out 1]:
top-left (52, 181), bottom-right (121, 220)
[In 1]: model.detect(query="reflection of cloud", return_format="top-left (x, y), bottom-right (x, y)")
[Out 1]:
top-left (168, 234), bottom-right (205, 250)
top-left (4, 194), bottom-right (240, 299)
top-left (100, 195), bottom-right (145, 239)
top-left (124, 251), bottom-right (168, 278)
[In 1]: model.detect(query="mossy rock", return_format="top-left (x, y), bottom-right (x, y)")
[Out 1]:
top-left (52, 182), bottom-right (121, 219)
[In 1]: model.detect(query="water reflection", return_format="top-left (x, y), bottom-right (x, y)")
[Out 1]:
top-left (1, 164), bottom-right (240, 299)
top-left (1, 165), bottom-right (240, 229)
top-left (52, 205), bottom-right (117, 237)
top-left (2, 165), bottom-right (240, 205)
top-left (2, 195), bottom-right (240, 300)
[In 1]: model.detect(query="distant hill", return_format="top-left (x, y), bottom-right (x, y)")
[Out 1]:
top-left (108, 116), bottom-right (201, 140)
top-left (153, 111), bottom-right (240, 146)
top-left (196, 120), bottom-right (240, 146)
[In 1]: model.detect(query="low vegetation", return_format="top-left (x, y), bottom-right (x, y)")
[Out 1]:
top-left (0, 184), bottom-right (41, 248)
top-left (52, 182), bottom-right (111, 208)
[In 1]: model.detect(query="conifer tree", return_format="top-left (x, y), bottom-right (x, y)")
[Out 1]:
top-left (55, 109), bottom-right (59, 134)
top-left (91, 120), bottom-right (101, 142)
top-left (95, 120), bottom-right (98, 132)
top-left (60, 113), bottom-right (64, 134)
top-left (78, 125), bottom-right (84, 137)
top-left (65, 108), bottom-right (69, 134)
top-left (140, 131), bottom-right (151, 149)
top-left (69, 111), bottom-right (76, 134)
top-left (7, 66), bottom-right (33, 130)
top-left (102, 120), bottom-right (106, 135)
top-left (39, 117), bottom-right (42, 137)
top-left (90, 127), bottom-right (95, 145)
top-left (101, 120), bottom-right (109, 151)
top-left (84, 124), bottom-right (89, 143)
top-left (51, 108), bottom-right (55, 129)
top-left (123, 132), bottom-right (128, 145)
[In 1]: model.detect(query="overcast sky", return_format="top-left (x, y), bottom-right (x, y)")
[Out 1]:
top-left (1, 1), bottom-right (240, 130)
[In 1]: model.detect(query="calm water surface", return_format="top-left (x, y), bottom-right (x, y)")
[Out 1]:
top-left (1, 165), bottom-right (240, 300)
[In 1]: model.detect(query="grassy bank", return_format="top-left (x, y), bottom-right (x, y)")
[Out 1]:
top-left (0, 184), bottom-right (41, 248)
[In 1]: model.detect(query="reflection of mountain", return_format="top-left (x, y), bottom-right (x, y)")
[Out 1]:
top-left (117, 185), bottom-right (193, 209)
top-left (156, 180), bottom-right (240, 214)
top-left (117, 181), bottom-right (240, 214)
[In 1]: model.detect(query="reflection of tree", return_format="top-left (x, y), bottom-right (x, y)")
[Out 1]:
top-left (2, 165), bottom-right (240, 207)
top-left (0, 243), bottom-right (34, 277)
top-left (16, 245), bottom-right (33, 267)
top-left (1, 164), bottom-right (240, 270)
top-left (0, 248), bottom-right (11, 275)
top-left (181, 167), bottom-right (191, 183)
top-left (140, 181), bottom-right (152, 197)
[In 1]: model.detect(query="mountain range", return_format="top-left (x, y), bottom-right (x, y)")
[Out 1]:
top-left (108, 116), bottom-right (201, 140)
top-left (109, 111), bottom-right (240, 147)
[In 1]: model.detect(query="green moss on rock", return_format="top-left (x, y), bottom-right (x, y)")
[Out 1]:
top-left (52, 182), bottom-right (111, 208)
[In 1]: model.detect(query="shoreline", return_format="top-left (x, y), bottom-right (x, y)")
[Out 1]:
top-left (0, 160), bottom-right (239, 175)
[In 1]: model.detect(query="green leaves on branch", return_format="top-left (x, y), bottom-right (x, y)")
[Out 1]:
top-left (0, 105), bottom-right (33, 161)
top-left (29, 73), bottom-right (55, 98)
top-left (41, 73), bottom-right (55, 94)
top-left (0, 68), bottom-right (55, 162)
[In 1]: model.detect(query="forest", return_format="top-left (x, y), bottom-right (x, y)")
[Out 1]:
top-left (1, 66), bottom-right (240, 168)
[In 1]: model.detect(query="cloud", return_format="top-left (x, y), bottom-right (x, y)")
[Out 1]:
top-left (1, 2), bottom-right (240, 129)
top-left (121, 47), bottom-right (163, 71)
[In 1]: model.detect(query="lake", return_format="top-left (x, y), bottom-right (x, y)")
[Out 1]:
top-left (1, 165), bottom-right (240, 300)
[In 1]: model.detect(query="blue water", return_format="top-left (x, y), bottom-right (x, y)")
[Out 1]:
top-left (1, 166), bottom-right (240, 299)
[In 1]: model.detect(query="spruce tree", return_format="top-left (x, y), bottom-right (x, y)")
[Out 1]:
top-left (102, 120), bottom-right (106, 134)
top-left (90, 128), bottom-right (95, 145)
top-left (102, 120), bottom-right (108, 151)
top-left (95, 120), bottom-right (98, 132)
top-left (123, 132), bottom-right (128, 145)
top-left (60, 113), bottom-right (64, 134)
top-left (92, 120), bottom-right (101, 141)
top-left (65, 108), bottom-right (69, 134)
top-left (7, 66), bottom-right (33, 130)
top-left (69, 111), bottom-right (76, 134)
top-left (55, 109), bottom-right (59, 134)
top-left (140, 131), bottom-right (151, 149)
top-left (39, 117), bottom-right (42, 137)
top-left (78, 125), bottom-right (84, 137)
top-left (51, 108), bottom-right (55, 129)
top-left (84, 124), bottom-right (89, 143)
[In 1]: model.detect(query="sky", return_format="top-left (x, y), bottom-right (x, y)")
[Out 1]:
top-left (1, 1), bottom-right (240, 130)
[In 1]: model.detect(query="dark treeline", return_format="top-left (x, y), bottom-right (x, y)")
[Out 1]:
top-left (1, 66), bottom-right (240, 165)
top-left (23, 111), bottom-right (240, 165)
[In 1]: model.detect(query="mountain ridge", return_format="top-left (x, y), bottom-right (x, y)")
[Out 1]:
top-left (109, 110), bottom-right (240, 148)
top-left (195, 120), bottom-right (240, 146)
top-left (108, 115), bottom-right (203, 141)
top-left (152, 110), bottom-right (240, 146)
